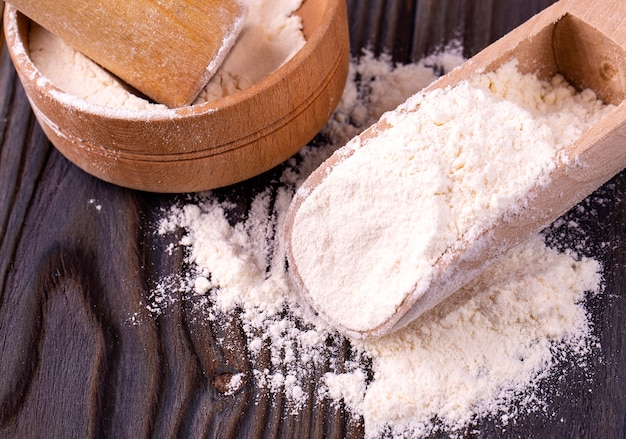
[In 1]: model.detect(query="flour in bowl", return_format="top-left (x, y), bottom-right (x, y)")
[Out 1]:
top-left (28, 0), bottom-right (305, 110)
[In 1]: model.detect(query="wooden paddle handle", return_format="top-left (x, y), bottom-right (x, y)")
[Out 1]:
top-left (387, 0), bottom-right (626, 338)
top-left (556, 0), bottom-right (626, 106)
top-left (552, 0), bottom-right (626, 183)
top-left (7, 0), bottom-right (247, 107)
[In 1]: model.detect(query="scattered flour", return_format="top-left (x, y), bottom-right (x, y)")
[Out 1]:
top-left (28, 0), bottom-right (305, 110)
top-left (289, 60), bottom-right (614, 333)
top-left (152, 48), bottom-right (605, 437)
top-left (87, 198), bottom-right (102, 212)
top-left (224, 372), bottom-right (246, 396)
top-left (355, 235), bottom-right (601, 437)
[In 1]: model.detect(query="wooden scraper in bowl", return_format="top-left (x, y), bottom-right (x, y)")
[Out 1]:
top-left (6, 0), bottom-right (248, 107)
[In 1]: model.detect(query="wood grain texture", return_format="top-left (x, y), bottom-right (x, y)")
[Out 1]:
top-left (1, 1), bottom-right (625, 438)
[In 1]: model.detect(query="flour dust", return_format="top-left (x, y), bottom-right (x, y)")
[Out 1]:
top-left (146, 47), bottom-right (605, 437)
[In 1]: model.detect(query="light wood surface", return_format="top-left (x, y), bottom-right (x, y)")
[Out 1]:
top-left (285, 0), bottom-right (626, 339)
top-left (6, 0), bottom-right (248, 107)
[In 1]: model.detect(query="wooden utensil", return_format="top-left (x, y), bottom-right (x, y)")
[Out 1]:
top-left (285, 0), bottom-right (626, 339)
top-left (6, 0), bottom-right (247, 107)
top-left (3, 0), bottom-right (350, 192)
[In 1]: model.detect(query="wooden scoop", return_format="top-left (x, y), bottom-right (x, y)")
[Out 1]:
top-left (6, 0), bottom-right (247, 107)
top-left (284, 0), bottom-right (626, 339)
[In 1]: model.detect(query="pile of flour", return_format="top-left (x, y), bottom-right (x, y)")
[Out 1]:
top-left (28, 0), bottom-right (305, 110)
top-left (290, 60), bottom-right (614, 334)
top-left (152, 48), bottom-right (606, 437)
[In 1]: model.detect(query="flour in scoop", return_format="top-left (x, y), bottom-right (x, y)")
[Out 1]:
top-left (289, 61), bottom-right (614, 333)
top-left (28, 0), bottom-right (305, 110)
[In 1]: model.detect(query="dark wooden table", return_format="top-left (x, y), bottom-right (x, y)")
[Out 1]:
top-left (1, 1), bottom-right (625, 437)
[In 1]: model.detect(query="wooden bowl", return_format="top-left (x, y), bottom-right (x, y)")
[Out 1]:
top-left (3, 0), bottom-right (350, 192)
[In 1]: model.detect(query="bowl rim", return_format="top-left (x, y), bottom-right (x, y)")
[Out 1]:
top-left (3, 0), bottom-right (339, 122)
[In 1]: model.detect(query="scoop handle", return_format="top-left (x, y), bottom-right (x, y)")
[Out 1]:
top-left (385, 0), bottom-right (626, 338)
top-left (7, 0), bottom-right (247, 107)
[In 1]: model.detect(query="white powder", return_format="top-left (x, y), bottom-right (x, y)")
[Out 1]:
top-left (195, 0), bottom-right (305, 102)
top-left (152, 50), bottom-right (605, 436)
top-left (290, 61), bottom-right (613, 333)
top-left (87, 198), bottom-right (102, 211)
top-left (224, 372), bottom-right (246, 396)
top-left (29, 23), bottom-right (168, 111)
top-left (356, 234), bottom-right (601, 436)
top-left (28, 0), bottom-right (305, 110)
